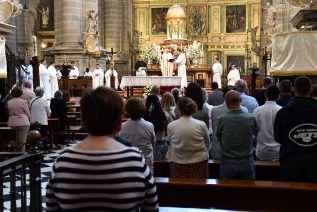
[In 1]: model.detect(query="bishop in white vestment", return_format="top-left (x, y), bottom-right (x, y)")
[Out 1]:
top-left (160, 48), bottom-right (174, 76)
top-left (212, 58), bottom-right (223, 88)
top-left (92, 64), bottom-right (104, 89)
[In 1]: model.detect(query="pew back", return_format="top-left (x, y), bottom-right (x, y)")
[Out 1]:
top-left (155, 177), bottom-right (317, 211)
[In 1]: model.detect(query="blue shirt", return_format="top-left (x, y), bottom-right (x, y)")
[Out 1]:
top-left (239, 92), bottom-right (259, 113)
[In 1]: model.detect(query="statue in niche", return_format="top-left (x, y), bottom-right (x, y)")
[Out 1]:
top-left (84, 9), bottom-right (101, 54)
top-left (87, 9), bottom-right (98, 34)
top-left (36, 7), bottom-right (49, 27)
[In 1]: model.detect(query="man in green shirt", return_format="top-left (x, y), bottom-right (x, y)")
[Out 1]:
top-left (216, 90), bottom-right (257, 179)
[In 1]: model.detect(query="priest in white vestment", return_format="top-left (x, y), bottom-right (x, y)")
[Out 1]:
top-left (48, 61), bottom-right (59, 98)
top-left (212, 58), bottom-right (223, 88)
top-left (39, 59), bottom-right (51, 99)
top-left (105, 62), bottom-right (119, 90)
top-left (69, 61), bottom-right (79, 79)
top-left (160, 47), bottom-right (174, 76)
top-left (227, 64), bottom-right (240, 86)
top-left (92, 63), bottom-right (104, 88)
top-left (172, 48), bottom-right (187, 88)
top-left (26, 63), bottom-right (33, 90)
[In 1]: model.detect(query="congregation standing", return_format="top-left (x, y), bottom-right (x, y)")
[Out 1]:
top-left (4, 55), bottom-right (317, 211)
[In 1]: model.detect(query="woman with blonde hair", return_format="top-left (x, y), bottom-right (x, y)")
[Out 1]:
top-left (161, 92), bottom-right (176, 123)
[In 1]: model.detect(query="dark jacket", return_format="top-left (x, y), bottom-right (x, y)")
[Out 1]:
top-left (274, 97), bottom-right (317, 169)
top-left (50, 98), bottom-right (68, 130)
top-left (144, 94), bottom-right (166, 133)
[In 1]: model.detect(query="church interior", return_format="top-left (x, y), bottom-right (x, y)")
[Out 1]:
top-left (0, 0), bottom-right (317, 211)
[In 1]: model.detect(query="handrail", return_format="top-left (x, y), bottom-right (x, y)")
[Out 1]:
top-left (0, 152), bottom-right (43, 212)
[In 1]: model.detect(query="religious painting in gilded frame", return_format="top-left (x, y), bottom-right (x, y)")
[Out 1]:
top-left (226, 55), bottom-right (245, 74)
top-left (188, 5), bottom-right (207, 37)
top-left (225, 5), bottom-right (246, 33)
top-left (151, 8), bottom-right (168, 35)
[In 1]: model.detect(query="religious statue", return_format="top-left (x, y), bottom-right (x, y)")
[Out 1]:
top-left (130, 30), bottom-right (142, 54)
top-left (36, 7), bottom-right (49, 27)
top-left (84, 9), bottom-right (102, 54)
top-left (0, 0), bottom-right (23, 23)
top-left (87, 9), bottom-right (98, 34)
top-left (250, 26), bottom-right (260, 55)
top-left (264, 2), bottom-right (278, 36)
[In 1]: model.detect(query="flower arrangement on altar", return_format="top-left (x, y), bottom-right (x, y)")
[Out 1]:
top-left (142, 83), bottom-right (153, 99)
top-left (186, 41), bottom-right (203, 63)
top-left (144, 43), bottom-right (161, 64)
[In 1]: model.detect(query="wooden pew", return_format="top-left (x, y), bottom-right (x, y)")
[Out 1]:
top-left (154, 159), bottom-right (280, 181)
top-left (155, 177), bottom-right (317, 211)
top-left (159, 207), bottom-right (230, 212)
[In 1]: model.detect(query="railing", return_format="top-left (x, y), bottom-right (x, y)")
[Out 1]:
top-left (0, 152), bottom-right (43, 212)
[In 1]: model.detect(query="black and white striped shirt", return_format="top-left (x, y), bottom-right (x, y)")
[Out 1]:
top-left (46, 147), bottom-right (158, 211)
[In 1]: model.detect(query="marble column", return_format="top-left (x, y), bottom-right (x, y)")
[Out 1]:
top-left (100, 0), bottom-right (131, 75)
top-left (53, 0), bottom-right (101, 75)
top-left (55, 0), bottom-right (83, 48)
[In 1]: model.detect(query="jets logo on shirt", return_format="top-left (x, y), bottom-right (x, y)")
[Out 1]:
top-left (289, 124), bottom-right (317, 146)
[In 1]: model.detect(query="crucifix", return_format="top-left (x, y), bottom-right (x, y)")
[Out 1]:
top-left (105, 47), bottom-right (119, 89)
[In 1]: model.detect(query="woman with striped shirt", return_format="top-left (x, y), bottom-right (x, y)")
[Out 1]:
top-left (46, 87), bottom-right (158, 211)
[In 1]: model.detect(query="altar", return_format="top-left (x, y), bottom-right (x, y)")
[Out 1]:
top-left (121, 76), bottom-right (182, 97)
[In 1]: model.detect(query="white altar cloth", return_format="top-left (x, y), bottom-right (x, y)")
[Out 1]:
top-left (271, 31), bottom-right (317, 75)
top-left (120, 76), bottom-right (182, 88)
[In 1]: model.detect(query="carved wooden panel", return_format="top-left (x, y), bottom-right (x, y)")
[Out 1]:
top-left (212, 6), bottom-right (221, 33)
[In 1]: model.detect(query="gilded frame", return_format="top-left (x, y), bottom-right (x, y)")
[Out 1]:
top-left (187, 4), bottom-right (207, 36)
top-left (225, 5), bottom-right (247, 33)
top-left (150, 8), bottom-right (168, 35)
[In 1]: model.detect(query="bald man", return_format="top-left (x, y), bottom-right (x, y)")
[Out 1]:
top-left (216, 90), bottom-right (257, 180)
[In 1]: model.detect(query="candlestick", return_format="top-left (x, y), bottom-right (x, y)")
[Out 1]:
top-left (33, 36), bottom-right (37, 57)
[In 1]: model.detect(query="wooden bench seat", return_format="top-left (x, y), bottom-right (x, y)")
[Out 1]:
top-left (154, 159), bottom-right (280, 181)
top-left (155, 177), bottom-right (317, 211)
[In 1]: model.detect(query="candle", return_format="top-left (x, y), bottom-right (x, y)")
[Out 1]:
top-left (64, 55), bottom-right (67, 63)
top-left (32, 36), bottom-right (37, 42)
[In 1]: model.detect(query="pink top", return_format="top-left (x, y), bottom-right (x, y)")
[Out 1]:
top-left (7, 98), bottom-right (30, 127)
top-left (21, 88), bottom-right (35, 105)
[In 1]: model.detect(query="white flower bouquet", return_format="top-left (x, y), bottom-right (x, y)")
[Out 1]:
top-left (144, 44), bottom-right (160, 64)
top-left (187, 41), bottom-right (203, 61)
top-left (142, 83), bottom-right (153, 99)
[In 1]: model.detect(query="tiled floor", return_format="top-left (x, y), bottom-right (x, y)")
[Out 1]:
top-left (2, 144), bottom-right (76, 211)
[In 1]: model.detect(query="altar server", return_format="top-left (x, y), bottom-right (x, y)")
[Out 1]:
top-left (92, 63), bottom-right (104, 88)
top-left (39, 59), bottom-right (51, 99)
top-left (48, 61), bottom-right (59, 98)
